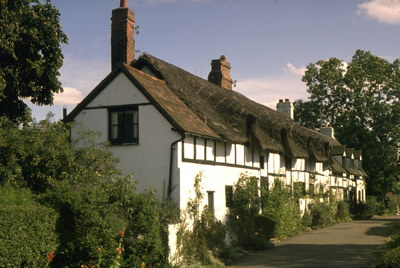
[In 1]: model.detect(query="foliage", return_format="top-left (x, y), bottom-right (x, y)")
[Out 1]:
top-left (174, 172), bottom-right (226, 267)
top-left (40, 154), bottom-right (167, 267)
top-left (349, 195), bottom-right (397, 219)
top-left (0, 186), bottom-right (58, 268)
top-left (294, 50), bottom-right (400, 196)
top-left (376, 246), bottom-right (400, 268)
top-left (376, 224), bottom-right (400, 268)
top-left (261, 182), bottom-right (303, 239)
top-left (0, 117), bottom-right (169, 267)
top-left (0, 0), bottom-right (68, 122)
top-left (227, 174), bottom-right (261, 248)
top-left (0, 116), bottom-right (119, 193)
top-left (336, 201), bottom-right (351, 222)
top-left (120, 191), bottom-right (168, 268)
top-left (309, 202), bottom-right (335, 228)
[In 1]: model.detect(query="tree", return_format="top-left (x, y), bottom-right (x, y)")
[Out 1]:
top-left (0, 0), bottom-right (68, 122)
top-left (294, 50), bottom-right (400, 196)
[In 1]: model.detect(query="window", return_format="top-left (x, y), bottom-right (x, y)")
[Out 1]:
top-left (285, 157), bottom-right (292, 171)
top-left (109, 107), bottom-right (139, 144)
top-left (225, 186), bottom-right (233, 208)
top-left (207, 191), bottom-right (215, 214)
top-left (260, 155), bottom-right (265, 169)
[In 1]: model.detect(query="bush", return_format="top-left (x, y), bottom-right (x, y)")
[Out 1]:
top-left (174, 172), bottom-right (226, 266)
top-left (375, 224), bottom-right (400, 267)
top-left (376, 246), bottom-right (400, 268)
top-left (0, 186), bottom-right (58, 268)
top-left (254, 215), bottom-right (276, 239)
top-left (42, 177), bottom-right (169, 268)
top-left (310, 202), bottom-right (335, 227)
top-left (336, 201), bottom-right (351, 222)
top-left (0, 117), bottom-right (170, 267)
top-left (227, 174), bottom-right (260, 248)
top-left (261, 184), bottom-right (303, 239)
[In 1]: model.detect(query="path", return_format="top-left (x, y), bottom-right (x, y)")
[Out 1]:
top-left (227, 215), bottom-right (400, 268)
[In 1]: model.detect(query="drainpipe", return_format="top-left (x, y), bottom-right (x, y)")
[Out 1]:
top-left (168, 134), bottom-right (185, 199)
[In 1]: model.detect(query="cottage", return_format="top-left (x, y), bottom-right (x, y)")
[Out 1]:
top-left (65, 1), bottom-right (367, 224)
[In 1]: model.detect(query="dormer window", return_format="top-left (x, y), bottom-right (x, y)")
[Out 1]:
top-left (109, 106), bottom-right (139, 144)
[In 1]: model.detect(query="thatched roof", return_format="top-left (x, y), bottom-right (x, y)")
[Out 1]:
top-left (332, 145), bottom-right (346, 155)
top-left (65, 52), bottom-right (344, 163)
top-left (134, 54), bottom-right (341, 161)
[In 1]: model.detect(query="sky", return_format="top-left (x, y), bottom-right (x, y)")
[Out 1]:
top-left (28, 0), bottom-right (400, 121)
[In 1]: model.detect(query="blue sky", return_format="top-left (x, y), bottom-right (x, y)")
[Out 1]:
top-left (29, 0), bottom-right (400, 120)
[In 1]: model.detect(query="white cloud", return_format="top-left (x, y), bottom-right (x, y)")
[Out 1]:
top-left (54, 87), bottom-right (83, 105)
top-left (357, 0), bottom-right (400, 24)
top-left (236, 76), bottom-right (307, 109)
top-left (284, 63), bottom-right (306, 76)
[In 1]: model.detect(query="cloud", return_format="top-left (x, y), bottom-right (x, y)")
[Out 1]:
top-left (357, 0), bottom-right (400, 24)
top-left (54, 87), bottom-right (83, 105)
top-left (235, 76), bottom-right (308, 109)
top-left (284, 63), bottom-right (306, 76)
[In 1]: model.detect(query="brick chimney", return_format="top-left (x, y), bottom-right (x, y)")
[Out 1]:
top-left (208, 55), bottom-right (233, 90)
top-left (111, 0), bottom-right (135, 71)
top-left (276, 99), bottom-right (294, 120)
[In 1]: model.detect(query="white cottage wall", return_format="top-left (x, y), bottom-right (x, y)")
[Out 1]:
top-left (71, 73), bottom-right (181, 199)
top-left (178, 160), bottom-right (260, 223)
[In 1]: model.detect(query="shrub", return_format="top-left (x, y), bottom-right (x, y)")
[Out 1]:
top-left (310, 202), bottom-right (335, 227)
top-left (0, 186), bottom-right (58, 268)
top-left (0, 117), bottom-right (171, 266)
top-left (227, 174), bottom-right (261, 249)
top-left (254, 214), bottom-right (276, 239)
top-left (384, 193), bottom-right (399, 215)
top-left (376, 246), bottom-right (400, 268)
top-left (174, 172), bottom-right (226, 267)
top-left (261, 184), bottom-right (303, 239)
top-left (336, 201), bottom-right (351, 222)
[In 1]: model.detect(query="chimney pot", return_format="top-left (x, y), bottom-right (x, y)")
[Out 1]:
top-left (285, 98), bottom-right (290, 102)
top-left (279, 99), bottom-right (283, 103)
top-left (120, 0), bottom-right (128, 8)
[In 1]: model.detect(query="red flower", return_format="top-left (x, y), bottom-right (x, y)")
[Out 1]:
top-left (119, 230), bottom-right (125, 237)
top-left (116, 247), bottom-right (123, 255)
top-left (48, 252), bottom-right (54, 262)
top-left (97, 247), bottom-right (101, 252)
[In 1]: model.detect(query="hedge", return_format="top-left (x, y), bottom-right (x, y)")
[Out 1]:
top-left (0, 204), bottom-right (58, 267)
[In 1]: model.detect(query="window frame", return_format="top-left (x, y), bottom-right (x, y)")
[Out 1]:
top-left (207, 191), bottom-right (215, 214)
top-left (225, 186), bottom-right (233, 208)
top-left (108, 105), bottom-right (139, 145)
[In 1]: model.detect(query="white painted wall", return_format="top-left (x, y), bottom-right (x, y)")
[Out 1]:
top-left (177, 159), bottom-right (260, 223)
top-left (71, 73), bottom-right (181, 199)
top-left (88, 74), bottom-right (149, 107)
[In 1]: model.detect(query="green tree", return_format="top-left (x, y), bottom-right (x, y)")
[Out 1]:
top-left (294, 50), bottom-right (400, 196)
top-left (0, 0), bottom-right (68, 122)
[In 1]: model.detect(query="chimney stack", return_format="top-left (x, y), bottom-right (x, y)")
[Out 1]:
top-left (276, 99), bottom-right (294, 120)
top-left (111, 0), bottom-right (135, 71)
top-left (208, 55), bottom-right (233, 90)
top-left (319, 127), bottom-right (335, 138)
